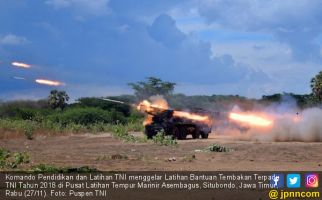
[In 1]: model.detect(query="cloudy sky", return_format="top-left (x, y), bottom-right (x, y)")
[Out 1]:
top-left (1, 0), bottom-right (322, 100)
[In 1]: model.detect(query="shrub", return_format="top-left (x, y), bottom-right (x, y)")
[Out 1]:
top-left (0, 119), bottom-right (37, 139)
top-left (64, 123), bottom-right (87, 133)
top-left (126, 121), bottom-right (144, 132)
top-left (13, 108), bottom-right (37, 120)
top-left (152, 130), bottom-right (177, 146)
top-left (32, 164), bottom-right (62, 172)
top-left (0, 148), bottom-right (30, 169)
top-left (76, 97), bottom-right (131, 116)
top-left (17, 120), bottom-right (37, 140)
top-left (181, 154), bottom-right (196, 162)
top-left (0, 100), bottom-right (50, 119)
top-left (32, 164), bottom-right (97, 173)
top-left (97, 154), bottom-right (129, 160)
top-left (23, 124), bottom-right (35, 140)
top-left (48, 107), bottom-right (126, 126)
top-left (0, 148), bottom-right (10, 168)
top-left (205, 144), bottom-right (233, 152)
top-left (105, 123), bottom-right (147, 143)
top-left (11, 152), bottom-right (30, 168)
top-left (127, 110), bottom-right (145, 123)
top-left (41, 120), bottom-right (64, 133)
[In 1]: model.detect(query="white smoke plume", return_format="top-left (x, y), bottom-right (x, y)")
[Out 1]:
top-left (260, 108), bottom-right (322, 142)
top-left (220, 104), bottom-right (322, 142)
top-left (149, 95), bottom-right (169, 109)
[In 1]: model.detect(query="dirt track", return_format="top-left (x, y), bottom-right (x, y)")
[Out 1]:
top-left (1, 132), bottom-right (322, 171)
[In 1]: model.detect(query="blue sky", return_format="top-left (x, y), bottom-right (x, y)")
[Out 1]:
top-left (1, 0), bottom-right (322, 100)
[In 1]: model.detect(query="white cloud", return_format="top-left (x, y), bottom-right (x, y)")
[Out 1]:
top-left (0, 34), bottom-right (29, 45)
top-left (163, 0), bottom-right (322, 95)
top-left (197, 0), bottom-right (322, 61)
top-left (167, 2), bottom-right (214, 34)
top-left (116, 24), bottom-right (129, 33)
top-left (210, 40), bottom-right (318, 95)
top-left (175, 81), bottom-right (275, 98)
top-left (211, 41), bottom-right (292, 71)
top-left (198, 0), bottom-right (321, 30)
top-left (45, 0), bottom-right (110, 16)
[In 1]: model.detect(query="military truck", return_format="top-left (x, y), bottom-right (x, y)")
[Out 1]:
top-left (144, 108), bottom-right (212, 140)
top-left (100, 98), bottom-right (212, 140)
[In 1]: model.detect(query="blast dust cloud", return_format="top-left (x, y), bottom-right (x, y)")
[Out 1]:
top-left (216, 106), bottom-right (322, 142)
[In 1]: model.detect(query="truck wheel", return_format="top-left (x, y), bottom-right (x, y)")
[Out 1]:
top-left (200, 132), bottom-right (209, 139)
top-left (173, 126), bottom-right (187, 140)
top-left (145, 125), bottom-right (156, 139)
top-left (179, 127), bottom-right (187, 140)
top-left (192, 131), bottom-right (200, 139)
top-left (145, 130), bottom-right (155, 139)
top-left (172, 126), bottom-right (180, 139)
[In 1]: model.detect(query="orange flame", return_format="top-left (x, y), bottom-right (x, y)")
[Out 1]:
top-left (137, 99), bottom-right (169, 125)
top-left (35, 79), bottom-right (65, 86)
top-left (137, 99), bottom-right (210, 125)
top-left (137, 99), bottom-right (168, 112)
top-left (173, 111), bottom-right (210, 122)
top-left (143, 115), bottom-right (153, 126)
top-left (12, 62), bottom-right (31, 68)
top-left (229, 112), bottom-right (273, 127)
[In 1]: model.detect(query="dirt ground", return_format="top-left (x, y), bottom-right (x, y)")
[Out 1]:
top-left (1, 132), bottom-right (322, 171)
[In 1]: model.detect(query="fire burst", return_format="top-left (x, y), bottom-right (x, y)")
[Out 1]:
top-left (11, 62), bottom-right (31, 68)
top-left (173, 111), bottom-right (210, 122)
top-left (137, 99), bottom-right (210, 125)
top-left (137, 99), bottom-right (169, 125)
top-left (35, 79), bottom-right (65, 86)
top-left (229, 112), bottom-right (273, 127)
top-left (137, 100), bottom-right (168, 112)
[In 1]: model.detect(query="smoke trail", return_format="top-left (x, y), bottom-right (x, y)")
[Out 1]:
top-left (35, 79), bottom-right (65, 86)
top-left (11, 62), bottom-right (31, 68)
top-left (223, 105), bottom-right (322, 142)
top-left (12, 76), bottom-right (26, 80)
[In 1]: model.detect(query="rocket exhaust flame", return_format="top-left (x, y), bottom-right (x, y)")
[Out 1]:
top-left (137, 99), bottom-right (170, 125)
top-left (137, 100), bottom-right (168, 112)
top-left (35, 79), bottom-right (65, 86)
top-left (229, 112), bottom-right (273, 127)
top-left (173, 111), bottom-right (210, 122)
top-left (11, 62), bottom-right (31, 68)
top-left (137, 99), bottom-right (210, 125)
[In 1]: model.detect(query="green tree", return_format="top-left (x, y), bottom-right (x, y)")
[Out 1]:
top-left (310, 71), bottom-right (322, 101)
top-left (128, 77), bottom-right (176, 99)
top-left (48, 90), bottom-right (70, 111)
